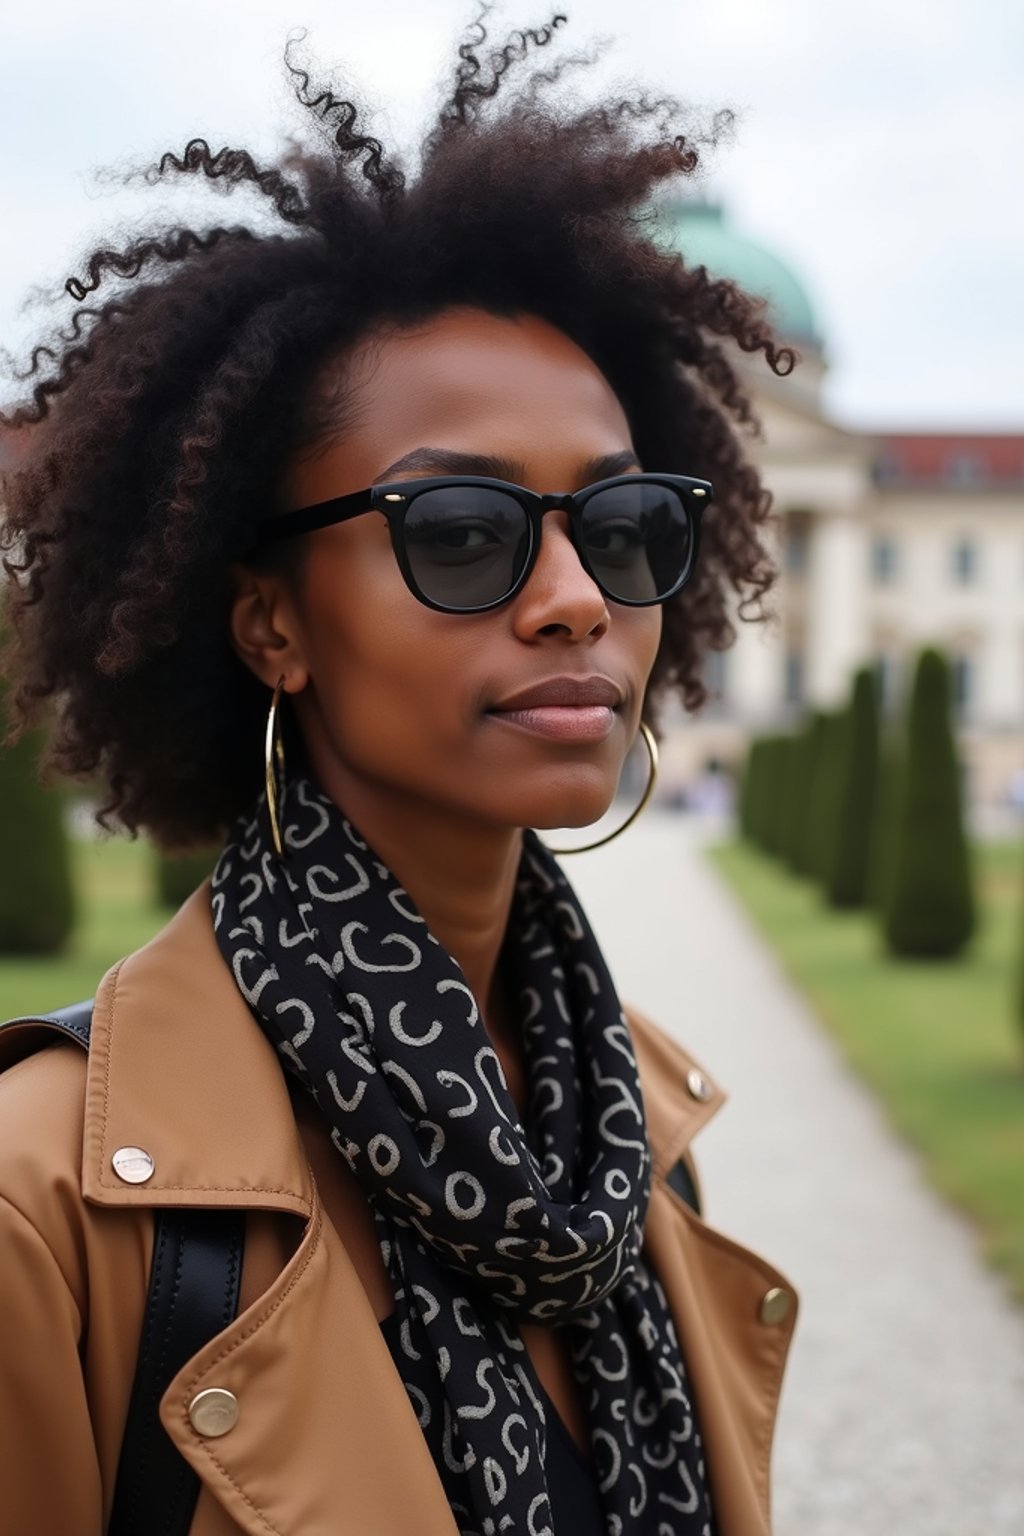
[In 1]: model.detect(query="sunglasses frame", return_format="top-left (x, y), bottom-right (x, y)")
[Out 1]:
top-left (255, 472), bottom-right (711, 614)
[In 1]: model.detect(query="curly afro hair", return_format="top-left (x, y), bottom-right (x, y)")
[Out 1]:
top-left (1, 9), bottom-right (791, 850)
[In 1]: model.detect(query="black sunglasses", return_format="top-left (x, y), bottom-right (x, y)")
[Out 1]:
top-left (255, 472), bottom-right (711, 614)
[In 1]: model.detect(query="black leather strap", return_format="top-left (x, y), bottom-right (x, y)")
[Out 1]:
top-left (665, 1155), bottom-right (702, 1215)
top-left (0, 998), bottom-right (95, 1058)
top-left (109, 1206), bottom-right (246, 1536)
top-left (1, 1000), bottom-right (246, 1536)
top-left (40, 998), bottom-right (95, 1048)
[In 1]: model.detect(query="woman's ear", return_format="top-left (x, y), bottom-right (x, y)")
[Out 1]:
top-left (227, 563), bottom-right (310, 694)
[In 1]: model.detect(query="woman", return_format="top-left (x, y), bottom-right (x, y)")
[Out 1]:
top-left (0, 15), bottom-right (797, 1536)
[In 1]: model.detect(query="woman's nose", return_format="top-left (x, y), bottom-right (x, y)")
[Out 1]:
top-left (510, 510), bottom-right (610, 642)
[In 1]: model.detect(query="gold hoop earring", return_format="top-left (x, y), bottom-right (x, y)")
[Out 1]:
top-left (544, 722), bottom-right (659, 855)
top-left (265, 675), bottom-right (288, 860)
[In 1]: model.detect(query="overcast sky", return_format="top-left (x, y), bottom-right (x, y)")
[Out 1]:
top-left (1, 0), bottom-right (1021, 430)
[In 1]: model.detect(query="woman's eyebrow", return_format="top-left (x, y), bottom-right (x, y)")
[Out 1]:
top-left (578, 450), bottom-right (643, 481)
top-left (378, 448), bottom-right (524, 480)
top-left (377, 447), bottom-right (641, 483)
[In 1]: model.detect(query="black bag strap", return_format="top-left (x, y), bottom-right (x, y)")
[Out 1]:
top-left (1, 1002), bottom-right (245, 1536)
top-left (109, 1205), bottom-right (246, 1536)
top-left (665, 1153), bottom-right (702, 1216)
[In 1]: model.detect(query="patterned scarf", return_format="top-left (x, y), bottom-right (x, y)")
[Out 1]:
top-left (212, 775), bottom-right (713, 1536)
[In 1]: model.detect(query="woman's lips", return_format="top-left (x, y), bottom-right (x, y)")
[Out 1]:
top-left (487, 705), bottom-right (617, 742)
top-left (486, 676), bottom-right (622, 742)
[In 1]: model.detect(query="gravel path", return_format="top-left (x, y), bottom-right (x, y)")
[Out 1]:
top-left (566, 810), bottom-right (1024, 1536)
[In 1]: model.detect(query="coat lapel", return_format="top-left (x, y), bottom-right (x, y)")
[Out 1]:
top-left (161, 1189), bottom-right (460, 1536)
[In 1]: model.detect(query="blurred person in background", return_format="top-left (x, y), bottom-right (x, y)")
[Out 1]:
top-left (0, 11), bottom-right (798, 1534)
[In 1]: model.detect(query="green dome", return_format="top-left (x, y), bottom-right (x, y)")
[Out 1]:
top-left (656, 200), bottom-right (819, 345)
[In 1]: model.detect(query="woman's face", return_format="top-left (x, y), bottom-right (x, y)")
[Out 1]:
top-left (248, 307), bottom-right (662, 839)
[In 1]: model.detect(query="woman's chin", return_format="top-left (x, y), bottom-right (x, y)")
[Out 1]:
top-left (521, 786), bottom-right (619, 834)
top-left (460, 762), bottom-right (625, 838)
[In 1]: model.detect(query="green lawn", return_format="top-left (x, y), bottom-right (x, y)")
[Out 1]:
top-left (708, 836), bottom-right (1024, 1302)
top-left (0, 837), bottom-right (167, 1019)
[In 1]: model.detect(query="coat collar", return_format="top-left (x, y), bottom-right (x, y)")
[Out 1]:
top-left (82, 881), bottom-right (726, 1214)
top-left (83, 884), bottom-right (313, 1216)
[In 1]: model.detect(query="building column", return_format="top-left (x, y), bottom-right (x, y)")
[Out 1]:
top-left (805, 508), bottom-right (870, 708)
top-left (726, 613), bottom-right (784, 724)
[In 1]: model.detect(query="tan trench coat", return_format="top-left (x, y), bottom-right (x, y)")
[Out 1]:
top-left (0, 884), bottom-right (798, 1535)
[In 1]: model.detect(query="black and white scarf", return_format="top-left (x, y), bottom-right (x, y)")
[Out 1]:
top-left (212, 775), bottom-right (713, 1536)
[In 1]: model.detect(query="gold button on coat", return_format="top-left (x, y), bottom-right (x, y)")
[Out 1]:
top-left (188, 1388), bottom-right (240, 1437)
top-left (759, 1287), bottom-right (792, 1326)
top-left (686, 1068), bottom-right (712, 1103)
top-left (111, 1146), bottom-right (155, 1184)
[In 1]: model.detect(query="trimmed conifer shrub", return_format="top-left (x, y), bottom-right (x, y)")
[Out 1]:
top-left (825, 666), bottom-right (881, 908)
top-left (0, 675), bottom-right (76, 954)
top-left (757, 737), bottom-right (778, 852)
top-left (792, 711), bottom-right (828, 878)
top-left (866, 736), bottom-right (901, 914)
top-left (765, 734), bottom-right (797, 859)
top-left (806, 710), bottom-right (845, 887)
top-left (757, 736), bottom-right (789, 854)
top-left (778, 718), bottom-right (809, 873)
top-left (744, 737), bottom-right (770, 849)
top-left (737, 740), bottom-right (757, 842)
top-left (883, 647), bottom-right (975, 957)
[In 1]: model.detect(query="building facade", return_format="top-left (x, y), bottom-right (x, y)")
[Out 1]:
top-left (656, 201), bottom-right (1024, 815)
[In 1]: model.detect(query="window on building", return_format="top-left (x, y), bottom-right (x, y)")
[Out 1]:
top-left (784, 650), bottom-right (804, 705)
top-left (872, 450), bottom-right (903, 487)
top-left (871, 536), bottom-right (898, 584)
top-left (952, 538), bottom-right (977, 585)
top-left (945, 452), bottom-right (983, 488)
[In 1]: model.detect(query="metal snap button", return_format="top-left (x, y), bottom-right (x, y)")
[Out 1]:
top-left (188, 1388), bottom-right (240, 1437)
top-left (111, 1146), bottom-right (155, 1184)
top-left (686, 1068), bottom-right (712, 1103)
top-left (759, 1286), bottom-right (792, 1326)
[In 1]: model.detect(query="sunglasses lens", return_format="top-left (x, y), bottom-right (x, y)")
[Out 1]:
top-left (403, 486), bottom-right (531, 610)
top-left (399, 478), bottom-right (697, 611)
top-left (580, 482), bottom-right (695, 603)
